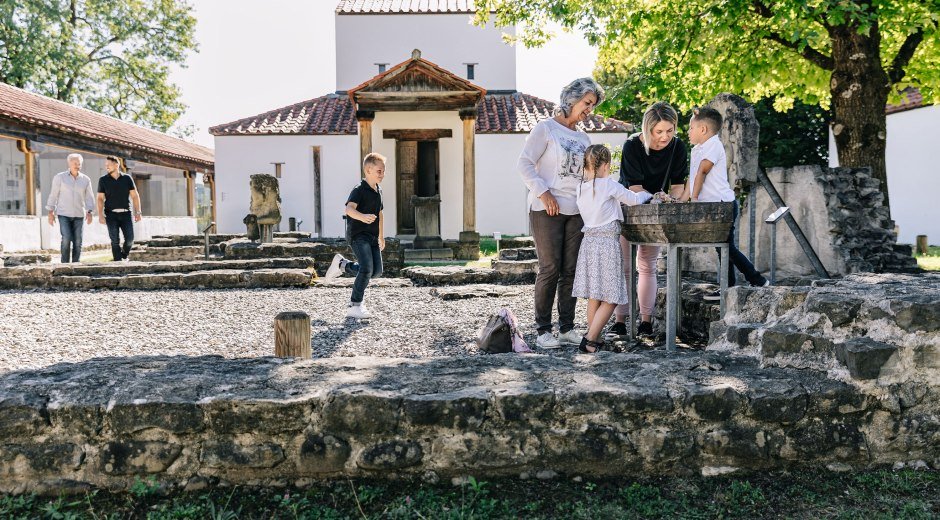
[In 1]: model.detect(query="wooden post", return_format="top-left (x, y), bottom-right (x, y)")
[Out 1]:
top-left (207, 172), bottom-right (217, 233)
top-left (916, 235), bottom-right (929, 255)
top-left (274, 311), bottom-right (311, 359)
top-left (16, 139), bottom-right (35, 215)
top-left (184, 171), bottom-right (195, 217)
top-left (459, 108), bottom-right (477, 232)
top-left (357, 111), bottom-right (375, 179)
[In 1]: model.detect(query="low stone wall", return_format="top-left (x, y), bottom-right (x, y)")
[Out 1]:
top-left (128, 246), bottom-right (205, 262)
top-left (224, 238), bottom-right (404, 276)
top-left (0, 350), bottom-right (936, 495)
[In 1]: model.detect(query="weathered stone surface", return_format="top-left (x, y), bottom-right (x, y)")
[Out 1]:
top-left (118, 273), bottom-right (183, 290)
top-left (807, 293), bottom-right (861, 328)
top-left (835, 338), bottom-right (898, 380)
top-left (429, 285), bottom-right (521, 300)
top-left (358, 440), bottom-right (423, 470)
top-left (402, 266), bottom-right (499, 285)
top-left (1, 253), bottom-right (51, 267)
top-left (299, 434), bottom-right (350, 473)
top-left (0, 350), bottom-right (936, 493)
top-left (491, 259), bottom-right (538, 282)
top-left (249, 174), bottom-right (281, 226)
top-left (891, 295), bottom-right (940, 333)
top-left (201, 440), bottom-right (285, 469)
top-left (99, 441), bottom-right (181, 475)
top-left (498, 236), bottom-right (535, 249)
top-left (498, 247), bottom-right (537, 261)
top-left (128, 246), bottom-right (203, 262)
top-left (760, 326), bottom-right (832, 356)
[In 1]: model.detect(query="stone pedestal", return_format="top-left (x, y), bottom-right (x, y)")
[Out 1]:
top-left (456, 231), bottom-right (480, 261)
top-left (412, 195), bottom-right (443, 249)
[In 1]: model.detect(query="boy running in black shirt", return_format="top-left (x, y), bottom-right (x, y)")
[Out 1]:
top-left (324, 153), bottom-right (386, 319)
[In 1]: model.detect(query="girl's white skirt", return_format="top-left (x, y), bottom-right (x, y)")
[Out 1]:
top-left (572, 220), bottom-right (628, 304)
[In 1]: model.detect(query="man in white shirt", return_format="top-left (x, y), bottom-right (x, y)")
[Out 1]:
top-left (46, 153), bottom-right (96, 263)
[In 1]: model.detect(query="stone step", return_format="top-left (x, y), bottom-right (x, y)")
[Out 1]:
top-left (223, 240), bottom-right (404, 276)
top-left (498, 247), bottom-right (537, 261)
top-left (834, 338), bottom-right (899, 380)
top-left (128, 246), bottom-right (205, 262)
top-left (402, 265), bottom-right (536, 285)
top-left (48, 268), bottom-right (314, 291)
top-left (52, 258), bottom-right (316, 277)
top-left (497, 236), bottom-right (535, 249)
top-left (403, 248), bottom-right (454, 261)
top-left (491, 259), bottom-right (538, 279)
top-left (0, 253), bottom-right (52, 267)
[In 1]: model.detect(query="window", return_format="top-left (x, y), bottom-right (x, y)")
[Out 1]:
top-left (376, 63), bottom-right (388, 73)
top-left (128, 161), bottom-right (188, 216)
top-left (466, 63), bottom-right (476, 80)
top-left (194, 171), bottom-right (213, 232)
top-left (35, 144), bottom-right (107, 214)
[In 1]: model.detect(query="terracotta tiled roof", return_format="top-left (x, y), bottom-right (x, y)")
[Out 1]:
top-left (0, 81), bottom-right (213, 167)
top-left (886, 88), bottom-right (926, 114)
top-left (476, 92), bottom-right (632, 133)
top-left (210, 91), bottom-right (631, 136)
top-left (208, 94), bottom-right (358, 136)
top-left (336, 0), bottom-right (477, 14)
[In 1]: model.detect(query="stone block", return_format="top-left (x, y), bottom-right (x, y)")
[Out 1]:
top-left (51, 276), bottom-right (92, 290)
top-left (834, 338), bottom-right (898, 380)
top-left (298, 434), bottom-right (350, 473)
top-left (404, 249), bottom-right (431, 260)
top-left (205, 401), bottom-right (310, 434)
top-left (807, 294), bottom-right (861, 327)
top-left (357, 440), bottom-right (423, 470)
top-left (249, 268), bottom-right (313, 288)
top-left (499, 247), bottom-right (537, 261)
top-left (891, 296), bottom-right (940, 333)
top-left (760, 326), bottom-right (832, 356)
top-left (682, 384), bottom-right (743, 421)
top-left (181, 270), bottom-right (250, 289)
top-left (0, 443), bottom-right (84, 475)
top-left (107, 402), bottom-right (204, 434)
top-left (118, 273), bottom-right (183, 290)
top-left (321, 392), bottom-right (400, 435)
top-left (99, 441), bottom-right (181, 475)
top-left (746, 379), bottom-right (808, 424)
top-left (201, 440), bottom-right (285, 469)
top-left (774, 288), bottom-right (810, 316)
top-left (0, 395), bottom-right (48, 438)
top-left (402, 266), bottom-right (499, 285)
top-left (429, 285), bottom-right (521, 300)
top-left (429, 248), bottom-right (454, 260)
top-left (401, 391), bottom-right (488, 429)
top-left (490, 386), bottom-right (556, 425)
top-left (726, 323), bottom-right (762, 348)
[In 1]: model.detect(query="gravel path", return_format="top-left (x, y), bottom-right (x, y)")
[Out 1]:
top-left (0, 284), bottom-right (595, 373)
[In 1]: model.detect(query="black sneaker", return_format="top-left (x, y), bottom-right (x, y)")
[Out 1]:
top-left (703, 290), bottom-right (721, 301)
top-left (637, 321), bottom-right (653, 335)
top-left (605, 321), bottom-right (628, 340)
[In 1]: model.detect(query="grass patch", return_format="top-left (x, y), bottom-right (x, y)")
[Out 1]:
top-left (915, 245), bottom-right (940, 271)
top-left (1, 469), bottom-right (936, 519)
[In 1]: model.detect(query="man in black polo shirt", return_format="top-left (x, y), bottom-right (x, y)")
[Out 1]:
top-left (324, 153), bottom-right (386, 319)
top-left (97, 156), bottom-right (142, 261)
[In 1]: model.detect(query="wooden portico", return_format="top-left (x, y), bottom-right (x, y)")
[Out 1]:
top-left (348, 49), bottom-right (485, 258)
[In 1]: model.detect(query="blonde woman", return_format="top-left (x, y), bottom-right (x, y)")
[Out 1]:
top-left (608, 102), bottom-right (689, 337)
top-left (518, 78), bottom-right (604, 349)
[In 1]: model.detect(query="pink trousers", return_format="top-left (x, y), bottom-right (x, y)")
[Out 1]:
top-left (616, 236), bottom-right (660, 319)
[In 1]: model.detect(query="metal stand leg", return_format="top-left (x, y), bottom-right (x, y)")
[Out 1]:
top-left (676, 247), bottom-right (683, 340)
top-left (719, 245), bottom-right (729, 317)
top-left (665, 244), bottom-right (678, 352)
top-left (628, 242), bottom-right (638, 340)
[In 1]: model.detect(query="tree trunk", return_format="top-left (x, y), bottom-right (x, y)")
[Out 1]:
top-left (829, 22), bottom-right (891, 209)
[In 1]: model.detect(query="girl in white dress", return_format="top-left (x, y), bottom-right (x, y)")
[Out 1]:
top-left (572, 145), bottom-right (652, 353)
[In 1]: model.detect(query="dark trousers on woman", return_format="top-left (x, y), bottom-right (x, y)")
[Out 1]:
top-left (106, 211), bottom-right (135, 261)
top-left (530, 210), bottom-right (584, 334)
top-left (720, 201), bottom-right (767, 287)
top-left (344, 235), bottom-right (383, 304)
top-left (58, 215), bottom-right (84, 263)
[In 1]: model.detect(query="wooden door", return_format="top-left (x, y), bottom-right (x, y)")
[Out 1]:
top-left (396, 140), bottom-right (417, 234)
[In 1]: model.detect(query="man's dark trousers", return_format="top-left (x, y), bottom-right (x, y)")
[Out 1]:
top-left (106, 211), bottom-right (134, 261)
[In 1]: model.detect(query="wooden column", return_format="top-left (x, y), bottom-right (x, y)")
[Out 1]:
top-left (184, 171), bottom-right (195, 217)
top-left (356, 110), bottom-right (375, 179)
top-left (16, 139), bottom-right (35, 215)
top-left (206, 172), bottom-right (217, 233)
top-left (274, 311), bottom-right (311, 359)
top-left (459, 109), bottom-right (477, 233)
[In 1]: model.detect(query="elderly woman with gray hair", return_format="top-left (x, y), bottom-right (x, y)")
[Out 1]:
top-left (518, 77), bottom-right (604, 349)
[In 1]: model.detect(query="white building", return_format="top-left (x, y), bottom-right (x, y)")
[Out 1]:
top-left (209, 0), bottom-right (630, 245)
top-left (829, 90), bottom-right (939, 245)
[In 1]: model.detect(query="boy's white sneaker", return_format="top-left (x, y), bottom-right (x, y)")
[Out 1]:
top-left (536, 332), bottom-right (561, 349)
top-left (325, 254), bottom-right (346, 279)
top-left (346, 304), bottom-right (371, 319)
top-left (557, 329), bottom-right (583, 346)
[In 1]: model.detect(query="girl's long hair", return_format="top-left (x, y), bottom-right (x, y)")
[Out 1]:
top-left (583, 144), bottom-right (611, 198)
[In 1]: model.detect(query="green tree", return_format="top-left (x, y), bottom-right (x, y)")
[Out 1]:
top-left (754, 99), bottom-right (830, 169)
top-left (0, 0), bottom-right (197, 131)
top-left (477, 0), bottom-right (939, 207)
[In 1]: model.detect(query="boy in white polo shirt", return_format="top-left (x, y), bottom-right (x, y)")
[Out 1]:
top-left (682, 106), bottom-right (769, 299)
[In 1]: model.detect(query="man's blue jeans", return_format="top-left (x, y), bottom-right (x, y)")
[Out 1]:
top-left (58, 216), bottom-right (84, 263)
top-left (345, 236), bottom-right (383, 304)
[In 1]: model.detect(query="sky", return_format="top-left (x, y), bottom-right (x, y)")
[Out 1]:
top-left (169, 0), bottom-right (597, 147)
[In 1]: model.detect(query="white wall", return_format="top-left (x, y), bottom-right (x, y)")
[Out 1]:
top-left (828, 104), bottom-right (940, 245)
top-left (335, 14), bottom-right (516, 91)
top-left (213, 135), bottom-right (360, 237)
top-left (0, 216), bottom-right (196, 253)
